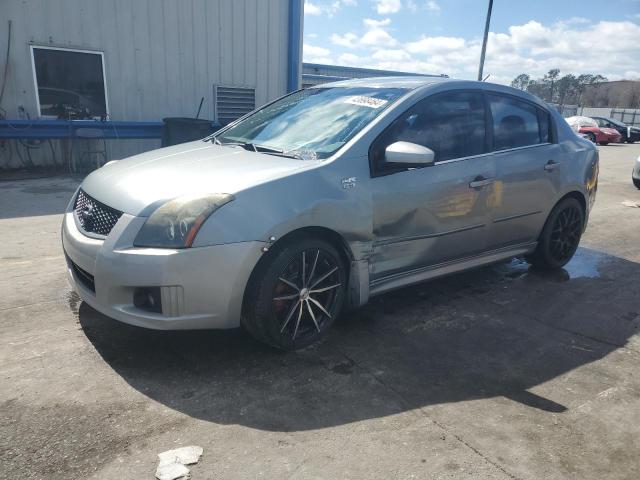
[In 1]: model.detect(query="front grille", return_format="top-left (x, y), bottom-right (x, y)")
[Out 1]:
top-left (74, 189), bottom-right (123, 236)
top-left (66, 255), bottom-right (96, 293)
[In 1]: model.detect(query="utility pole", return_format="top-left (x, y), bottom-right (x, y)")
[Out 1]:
top-left (477, 0), bottom-right (493, 81)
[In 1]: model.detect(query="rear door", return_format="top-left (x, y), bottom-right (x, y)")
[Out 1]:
top-left (369, 90), bottom-right (497, 281)
top-left (485, 93), bottom-right (562, 249)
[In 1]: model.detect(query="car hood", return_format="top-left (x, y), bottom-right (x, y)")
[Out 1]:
top-left (600, 127), bottom-right (620, 136)
top-left (81, 140), bottom-right (315, 216)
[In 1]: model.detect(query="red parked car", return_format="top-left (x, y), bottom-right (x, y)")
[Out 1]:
top-left (565, 116), bottom-right (622, 145)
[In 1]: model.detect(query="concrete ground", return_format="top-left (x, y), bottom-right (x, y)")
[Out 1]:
top-left (1, 144), bottom-right (639, 480)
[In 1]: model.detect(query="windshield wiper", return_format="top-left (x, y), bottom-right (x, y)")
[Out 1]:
top-left (240, 143), bottom-right (302, 159)
top-left (209, 136), bottom-right (246, 147)
top-left (210, 137), bottom-right (302, 159)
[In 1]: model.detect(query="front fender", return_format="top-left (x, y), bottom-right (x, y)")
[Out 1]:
top-left (192, 159), bottom-right (373, 259)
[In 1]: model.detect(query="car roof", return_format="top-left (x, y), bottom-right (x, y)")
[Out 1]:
top-left (310, 76), bottom-right (453, 89)
top-left (309, 76), bottom-right (548, 106)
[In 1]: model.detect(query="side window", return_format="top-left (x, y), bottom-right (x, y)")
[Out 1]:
top-left (488, 94), bottom-right (543, 150)
top-left (370, 91), bottom-right (487, 173)
top-left (538, 109), bottom-right (551, 143)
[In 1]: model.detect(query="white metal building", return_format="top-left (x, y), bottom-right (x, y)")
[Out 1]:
top-left (0, 0), bottom-right (303, 169)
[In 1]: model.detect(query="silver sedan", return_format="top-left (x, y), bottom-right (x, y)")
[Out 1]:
top-left (62, 77), bottom-right (599, 349)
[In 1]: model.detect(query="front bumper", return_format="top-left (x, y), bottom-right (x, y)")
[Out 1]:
top-left (603, 134), bottom-right (622, 143)
top-left (62, 210), bottom-right (265, 330)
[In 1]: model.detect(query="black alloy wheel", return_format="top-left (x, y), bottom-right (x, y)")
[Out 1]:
top-left (548, 204), bottom-right (583, 264)
top-left (242, 237), bottom-right (346, 350)
top-left (527, 197), bottom-right (584, 270)
top-left (272, 248), bottom-right (343, 342)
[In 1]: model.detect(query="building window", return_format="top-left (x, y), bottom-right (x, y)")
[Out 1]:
top-left (214, 85), bottom-right (255, 126)
top-left (31, 46), bottom-right (108, 119)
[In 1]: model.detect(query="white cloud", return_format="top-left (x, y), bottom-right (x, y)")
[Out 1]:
top-left (406, 36), bottom-right (466, 54)
top-left (363, 18), bottom-right (391, 29)
top-left (426, 1), bottom-right (441, 12)
top-left (305, 0), bottom-right (357, 17)
top-left (304, 44), bottom-right (333, 63)
top-left (338, 53), bottom-right (366, 65)
top-left (304, 1), bottom-right (321, 15)
top-left (374, 0), bottom-right (401, 14)
top-left (361, 28), bottom-right (397, 47)
top-left (371, 49), bottom-right (411, 62)
top-left (330, 20), bottom-right (397, 49)
top-left (305, 19), bottom-right (640, 84)
top-left (561, 17), bottom-right (591, 25)
top-left (304, 44), bottom-right (331, 57)
top-left (331, 32), bottom-right (359, 48)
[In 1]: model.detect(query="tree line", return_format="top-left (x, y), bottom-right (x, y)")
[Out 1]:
top-left (510, 69), bottom-right (607, 107)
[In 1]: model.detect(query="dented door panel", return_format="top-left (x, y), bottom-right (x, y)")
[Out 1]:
top-left (370, 154), bottom-right (496, 281)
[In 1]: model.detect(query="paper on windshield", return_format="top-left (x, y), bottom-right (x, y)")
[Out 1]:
top-left (345, 96), bottom-right (388, 109)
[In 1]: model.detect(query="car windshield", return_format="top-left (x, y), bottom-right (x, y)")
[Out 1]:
top-left (215, 86), bottom-right (407, 159)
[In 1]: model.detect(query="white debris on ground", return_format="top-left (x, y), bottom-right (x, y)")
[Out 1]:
top-left (622, 200), bottom-right (640, 208)
top-left (155, 446), bottom-right (204, 480)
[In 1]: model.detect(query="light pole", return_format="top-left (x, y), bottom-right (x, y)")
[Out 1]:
top-left (477, 0), bottom-right (494, 81)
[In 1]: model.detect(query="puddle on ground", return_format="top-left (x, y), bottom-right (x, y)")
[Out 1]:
top-left (66, 290), bottom-right (82, 316)
top-left (497, 248), bottom-right (604, 283)
top-left (562, 249), bottom-right (604, 279)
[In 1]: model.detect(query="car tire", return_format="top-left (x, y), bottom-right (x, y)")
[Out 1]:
top-left (599, 141), bottom-right (609, 146)
top-left (242, 235), bottom-right (347, 350)
top-left (634, 177), bottom-right (640, 189)
top-left (526, 197), bottom-right (584, 270)
top-left (585, 132), bottom-right (596, 143)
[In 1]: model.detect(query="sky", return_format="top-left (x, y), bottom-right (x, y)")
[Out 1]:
top-left (303, 0), bottom-right (640, 85)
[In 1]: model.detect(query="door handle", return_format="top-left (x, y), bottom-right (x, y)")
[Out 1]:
top-left (469, 176), bottom-right (495, 189)
top-left (544, 160), bottom-right (559, 172)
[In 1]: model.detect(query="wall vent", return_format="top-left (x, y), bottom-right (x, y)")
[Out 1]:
top-left (214, 85), bottom-right (256, 125)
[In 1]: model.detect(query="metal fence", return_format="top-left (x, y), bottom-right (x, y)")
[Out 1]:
top-left (610, 109), bottom-right (640, 127)
top-left (576, 107), bottom-right (640, 127)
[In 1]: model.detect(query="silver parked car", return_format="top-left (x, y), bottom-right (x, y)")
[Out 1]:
top-left (62, 77), bottom-right (599, 349)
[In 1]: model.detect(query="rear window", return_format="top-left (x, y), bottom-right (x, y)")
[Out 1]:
top-left (488, 94), bottom-right (549, 150)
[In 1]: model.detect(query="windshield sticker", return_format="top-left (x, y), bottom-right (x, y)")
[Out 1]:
top-left (345, 96), bottom-right (388, 109)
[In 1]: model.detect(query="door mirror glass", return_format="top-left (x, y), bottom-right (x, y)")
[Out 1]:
top-left (385, 141), bottom-right (435, 165)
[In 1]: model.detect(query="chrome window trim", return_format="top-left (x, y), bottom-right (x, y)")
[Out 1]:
top-left (433, 152), bottom-right (492, 166)
top-left (433, 142), bottom-right (552, 166)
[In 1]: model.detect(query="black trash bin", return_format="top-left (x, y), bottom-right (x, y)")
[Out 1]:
top-left (161, 117), bottom-right (220, 147)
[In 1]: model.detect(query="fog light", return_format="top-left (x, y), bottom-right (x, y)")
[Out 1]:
top-left (133, 287), bottom-right (162, 313)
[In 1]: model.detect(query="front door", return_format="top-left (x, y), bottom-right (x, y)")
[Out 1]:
top-left (369, 90), bottom-right (497, 281)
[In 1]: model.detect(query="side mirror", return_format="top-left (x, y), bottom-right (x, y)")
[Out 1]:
top-left (385, 141), bottom-right (435, 165)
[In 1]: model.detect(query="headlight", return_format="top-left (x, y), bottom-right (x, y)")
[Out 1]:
top-left (134, 193), bottom-right (234, 248)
